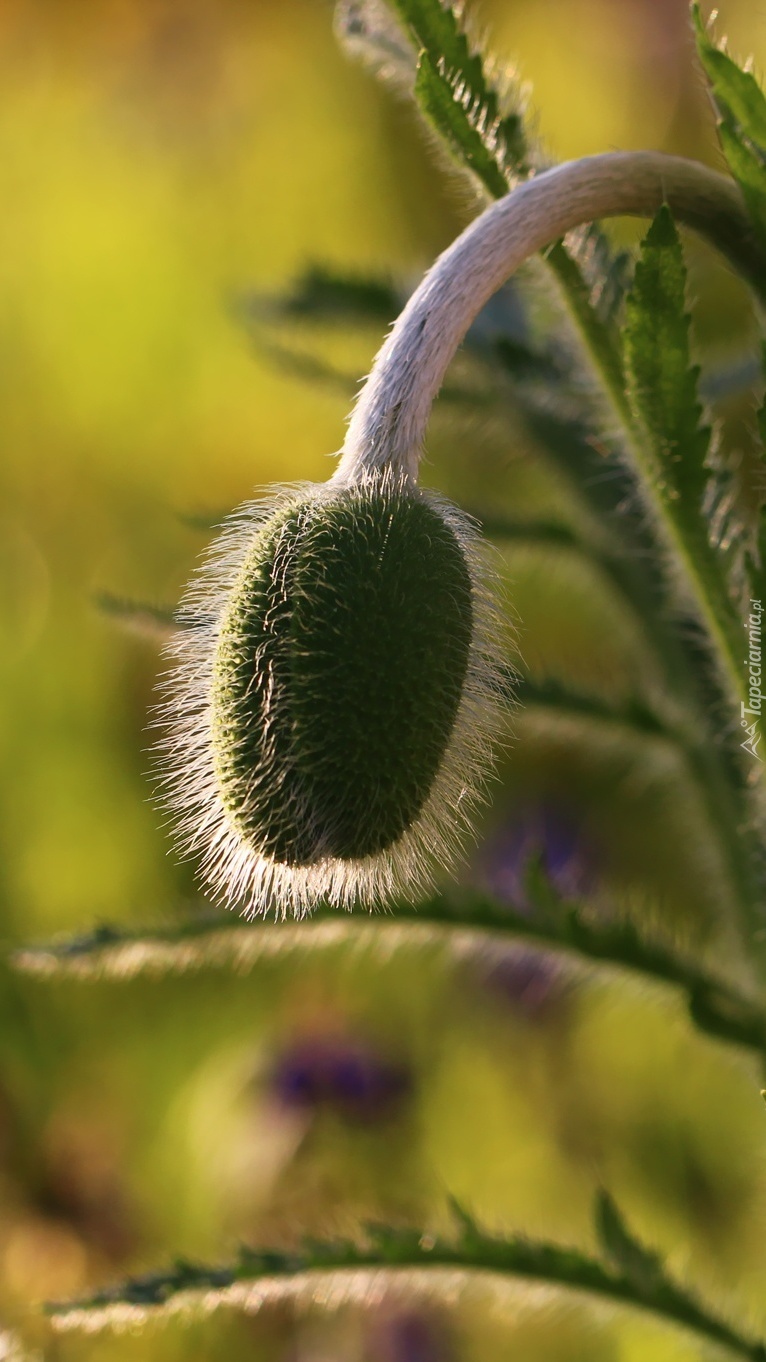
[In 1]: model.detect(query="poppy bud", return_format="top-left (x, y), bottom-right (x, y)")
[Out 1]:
top-left (161, 471), bottom-right (505, 916)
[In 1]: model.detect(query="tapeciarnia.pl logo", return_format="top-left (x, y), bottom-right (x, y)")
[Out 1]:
top-left (742, 598), bottom-right (763, 761)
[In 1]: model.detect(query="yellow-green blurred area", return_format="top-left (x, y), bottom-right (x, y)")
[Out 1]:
top-left (2, 0), bottom-right (766, 1357)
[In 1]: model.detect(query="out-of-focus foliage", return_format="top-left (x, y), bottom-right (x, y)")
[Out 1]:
top-left (4, 1), bottom-right (766, 1360)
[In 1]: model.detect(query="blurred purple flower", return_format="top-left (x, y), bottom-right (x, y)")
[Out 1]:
top-left (368, 1306), bottom-right (455, 1362)
top-left (268, 1034), bottom-right (411, 1124)
top-left (469, 804), bottom-right (588, 1019)
top-left (482, 944), bottom-right (568, 1020)
top-left (477, 803), bottom-right (592, 910)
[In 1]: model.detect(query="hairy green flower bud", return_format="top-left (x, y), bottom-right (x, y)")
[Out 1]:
top-left (212, 479), bottom-right (473, 862)
top-left (161, 473), bottom-right (506, 917)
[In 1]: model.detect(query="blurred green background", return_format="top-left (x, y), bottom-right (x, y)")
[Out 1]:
top-left (2, 0), bottom-right (766, 1357)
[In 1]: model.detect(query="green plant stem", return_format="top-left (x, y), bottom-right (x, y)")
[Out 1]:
top-left (45, 1225), bottom-right (766, 1359)
top-left (383, 14), bottom-right (766, 964)
top-left (548, 247), bottom-right (766, 971)
top-left (13, 891), bottom-right (766, 1057)
top-left (532, 236), bottom-right (766, 971)
top-left (543, 238), bottom-right (632, 423)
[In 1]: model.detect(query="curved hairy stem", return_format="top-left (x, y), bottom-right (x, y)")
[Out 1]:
top-left (336, 151), bottom-right (764, 482)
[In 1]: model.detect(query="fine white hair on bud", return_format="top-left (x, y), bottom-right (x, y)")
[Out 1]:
top-left (158, 471), bottom-right (509, 918)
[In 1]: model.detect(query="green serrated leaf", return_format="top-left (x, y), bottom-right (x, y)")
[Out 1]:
top-left (415, 52), bottom-right (507, 193)
top-left (13, 890), bottom-right (766, 1058)
top-left (623, 207), bottom-right (748, 720)
top-left (392, 0), bottom-right (496, 120)
top-left (693, 5), bottom-right (766, 153)
top-left (45, 1219), bottom-right (766, 1359)
top-left (388, 0), bottom-right (528, 181)
top-left (718, 118), bottom-right (766, 243)
top-left (594, 1190), bottom-right (663, 1291)
top-left (625, 206), bottom-right (710, 502)
top-left (693, 5), bottom-right (766, 252)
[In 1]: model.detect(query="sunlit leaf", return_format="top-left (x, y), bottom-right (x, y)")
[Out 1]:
top-left (414, 51), bottom-right (508, 194)
top-left (13, 890), bottom-right (766, 1056)
top-left (46, 1214), bottom-right (766, 1360)
top-left (390, 0), bottom-right (527, 178)
top-left (693, 5), bottom-right (766, 247)
top-left (625, 207), bottom-right (710, 504)
top-left (693, 5), bottom-right (766, 150)
top-left (624, 207), bottom-right (745, 677)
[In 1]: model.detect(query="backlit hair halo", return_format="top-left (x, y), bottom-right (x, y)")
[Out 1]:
top-left (159, 152), bottom-right (763, 919)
